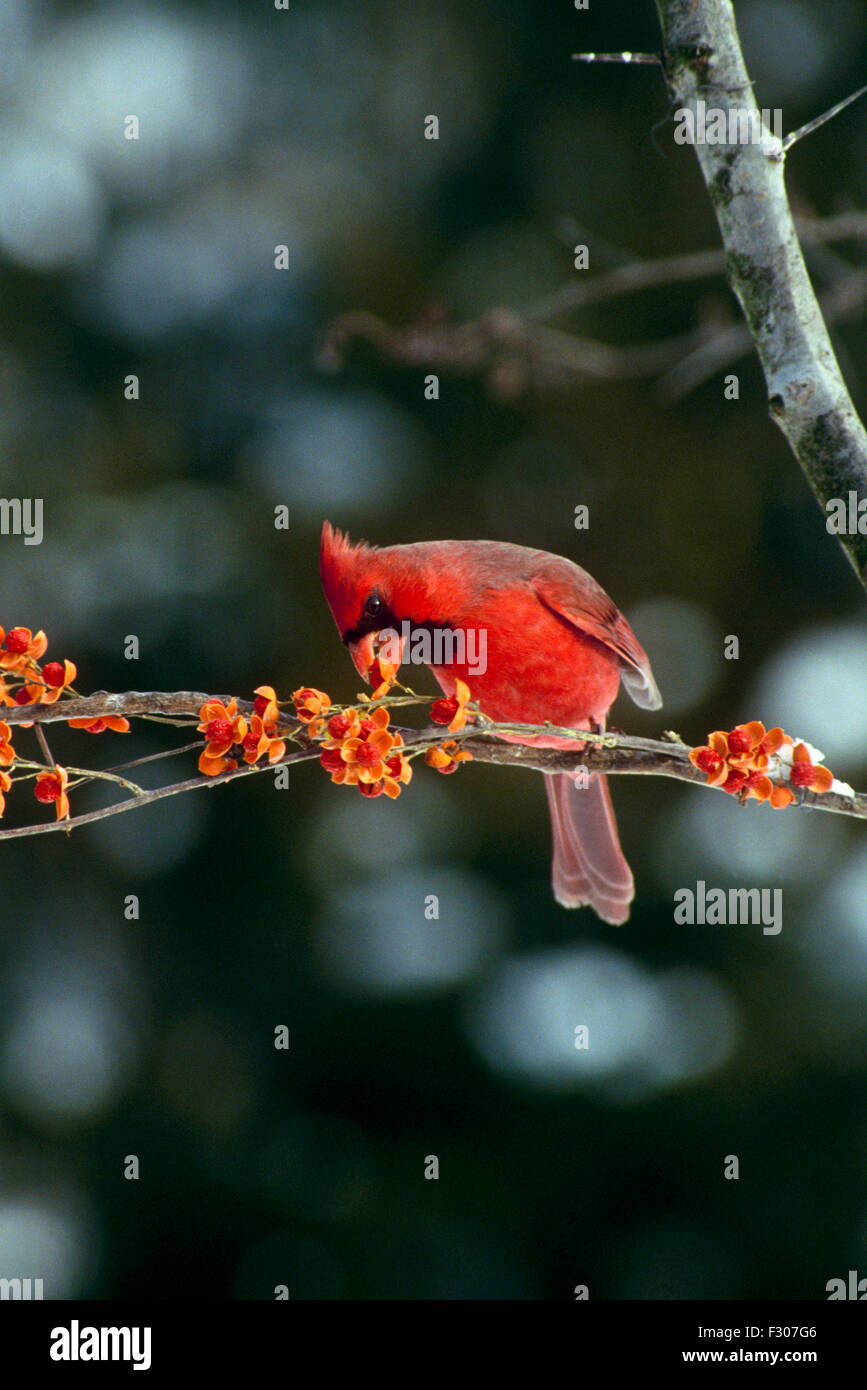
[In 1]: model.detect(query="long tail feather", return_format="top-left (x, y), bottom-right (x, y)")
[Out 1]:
top-left (545, 772), bottom-right (634, 924)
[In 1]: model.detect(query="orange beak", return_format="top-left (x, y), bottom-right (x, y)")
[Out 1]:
top-left (347, 627), bottom-right (407, 682)
top-left (347, 632), bottom-right (378, 682)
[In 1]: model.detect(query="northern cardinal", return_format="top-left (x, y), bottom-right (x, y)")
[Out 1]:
top-left (320, 522), bottom-right (661, 923)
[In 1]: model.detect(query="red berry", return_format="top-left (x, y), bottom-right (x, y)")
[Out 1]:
top-left (358, 717), bottom-right (376, 738)
top-left (328, 712), bottom-right (354, 740)
top-left (13, 687), bottom-right (34, 705)
top-left (34, 776), bottom-right (60, 804)
top-left (243, 732), bottom-right (261, 755)
top-left (727, 728), bottom-right (752, 755)
top-left (355, 740), bottom-right (381, 769)
top-left (790, 761), bottom-right (814, 788)
top-left (41, 662), bottom-right (66, 687)
top-left (436, 760), bottom-right (460, 774)
top-left (205, 717), bottom-right (234, 744)
top-left (744, 770), bottom-right (765, 789)
top-left (358, 779), bottom-right (385, 797)
top-left (386, 755), bottom-right (403, 777)
top-left (695, 748), bottom-right (723, 775)
top-left (87, 719), bottom-right (107, 733)
top-left (319, 748), bottom-right (344, 773)
top-left (5, 628), bottom-right (30, 654)
top-left (722, 770), bottom-right (747, 794)
top-left (431, 697), bottom-right (458, 725)
top-left (253, 695), bottom-right (270, 717)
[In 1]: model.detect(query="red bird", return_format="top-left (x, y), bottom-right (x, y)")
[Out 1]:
top-left (320, 522), bottom-right (661, 923)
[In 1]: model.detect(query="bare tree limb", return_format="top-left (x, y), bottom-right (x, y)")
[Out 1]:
top-left (529, 211), bottom-right (867, 322)
top-left (318, 306), bottom-right (708, 400)
top-left (2, 691), bottom-right (234, 727)
top-left (319, 208), bottom-right (867, 409)
top-left (654, 0), bottom-right (867, 588)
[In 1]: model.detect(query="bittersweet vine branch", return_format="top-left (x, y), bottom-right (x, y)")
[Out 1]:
top-left (0, 689), bottom-right (862, 842)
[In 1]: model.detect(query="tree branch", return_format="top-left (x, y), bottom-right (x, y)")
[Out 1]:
top-left (653, 0), bottom-right (867, 589)
top-left (318, 208), bottom-right (867, 410)
top-left (529, 212), bottom-right (867, 323)
top-left (0, 691), bottom-right (862, 841)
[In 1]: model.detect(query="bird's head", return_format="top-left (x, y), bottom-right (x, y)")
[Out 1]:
top-left (320, 521), bottom-right (405, 681)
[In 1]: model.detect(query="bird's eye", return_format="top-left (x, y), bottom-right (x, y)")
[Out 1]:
top-left (364, 592), bottom-right (384, 619)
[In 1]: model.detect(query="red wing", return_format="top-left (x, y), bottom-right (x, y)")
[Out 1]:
top-left (532, 560), bottom-right (662, 710)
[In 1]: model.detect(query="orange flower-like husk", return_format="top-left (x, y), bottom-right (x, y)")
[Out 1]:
top-left (425, 740), bottom-right (473, 771)
top-left (68, 716), bottom-right (131, 733)
top-left (769, 785), bottom-right (795, 809)
top-left (243, 735), bottom-right (270, 765)
top-left (39, 659), bottom-right (77, 704)
top-left (341, 736), bottom-right (393, 783)
top-left (734, 720), bottom-right (765, 748)
top-left (362, 707), bottom-right (391, 734)
top-left (242, 715), bottom-right (287, 766)
top-left (339, 707), bottom-right (396, 783)
top-left (370, 658), bottom-right (397, 698)
top-left (689, 731), bottom-right (731, 786)
top-left (322, 710), bottom-right (362, 749)
top-left (809, 768), bottom-right (834, 792)
top-left (728, 724), bottom-right (793, 772)
top-left (792, 743), bottom-right (834, 793)
top-left (292, 687), bottom-right (331, 722)
top-left (0, 721), bottom-right (14, 767)
top-left (390, 754), bottom-right (412, 785)
top-left (745, 772), bottom-right (796, 807)
top-left (342, 730), bottom-right (393, 760)
top-left (35, 765), bottom-right (70, 820)
top-left (0, 628), bottom-right (48, 673)
top-left (253, 685), bottom-right (281, 729)
top-left (330, 762), bottom-right (361, 786)
top-left (198, 751), bottom-right (238, 776)
top-left (759, 726), bottom-right (790, 756)
top-left (692, 724), bottom-right (801, 804)
top-left (743, 773), bottom-right (774, 803)
top-left (196, 698), bottom-right (245, 756)
top-left (197, 698), bottom-right (239, 729)
top-left (447, 679), bottom-right (472, 733)
top-left (14, 681), bottom-right (43, 707)
top-left (377, 754), bottom-right (413, 796)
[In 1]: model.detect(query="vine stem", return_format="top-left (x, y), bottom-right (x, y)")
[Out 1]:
top-left (0, 689), bottom-right (862, 840)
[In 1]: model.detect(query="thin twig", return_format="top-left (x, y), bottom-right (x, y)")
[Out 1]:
top-left (33, 723), bottom-right (55, 769)
top-left (531, 213), bottom-right (867, 323)
top-left (100, 741), bottom-right (206, 776)
top-left (783, 83), bottom-right (867, 153)
top-left (572, 52), bottom-right (662, 66)
top-left (658, 268), bottom-right (867, 400)
top-left (64, 766), bottom-right (144, 796)
top-left (0, 759), bottom-right (274, 842)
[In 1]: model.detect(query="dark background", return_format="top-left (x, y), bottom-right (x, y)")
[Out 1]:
top-left (0, 0), bottom-right (865, 1299)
